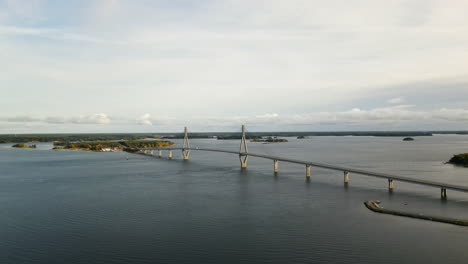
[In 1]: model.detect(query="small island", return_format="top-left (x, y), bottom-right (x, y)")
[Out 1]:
top-left (251, 137), bottom-right (288, 143)
top-left (403, 137), bottom-right (415, 141)
top-left (52, 140), bottom-right (174, 152)
top-left (448, 153), bottom-right (468, 167)
top-left (12, 143), bottom-right (37, 149)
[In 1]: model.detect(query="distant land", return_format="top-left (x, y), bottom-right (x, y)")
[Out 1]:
top-left (251, 137), bottom-right (288, 143)
top-left (1, 131), bottom-right (468, 143)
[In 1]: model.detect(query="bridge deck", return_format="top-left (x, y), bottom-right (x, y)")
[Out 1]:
top-left (145, 147), bottom-right (468, 193)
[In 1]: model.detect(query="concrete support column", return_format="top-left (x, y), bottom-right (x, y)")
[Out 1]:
top-left (239, 154), bottom-right (248, 169)
top-left (240, 160), bottom-right (247, 169)
top-left (273, 160), bottom-right (279, 173)
top-left (158, 150), bottom-right (162, 158)
top-left (388, 179), bottom-right (394, 191)
top-left (168, 150), bottom-right (173, 160)
top-left (182, 149), bottom-right (189, 160)
top-left (306, 165), bottom-right (311, 178)
top-left (441, 188), bottom-right (447, 199)
top-left (344, 171), bottom-right (349, 184)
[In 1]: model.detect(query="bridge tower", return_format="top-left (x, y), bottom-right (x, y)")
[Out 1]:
top-left (182, 126), bottom-right (190, 160)
top-left (239, 125), bottom-right (248, 169)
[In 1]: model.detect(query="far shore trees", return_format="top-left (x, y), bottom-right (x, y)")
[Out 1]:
top-left (12, 143), bottom-right (37, 148)
top-left (449, 153), bottom-right (468, 167)
top-left (52, 140), bottom-right (174, 152)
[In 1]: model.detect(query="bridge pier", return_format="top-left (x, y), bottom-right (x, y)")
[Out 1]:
top-left (441, 188), bottom-right (447, 199)
top-left (240, 154), bottom-right (248, 169)
top-left (388, 179), bottom-right (394, 192)
top-left (344, 171), bottom-right (349, 185)
top-left (306, 165), bottom-right (311, 178)
top-left (273, 160), bottom-right (279, 173)
top-left (240, 162), bottom-right (247, 169)
top-left (158, 150), bottom-right (162, 158)
top-left (168, 150), bottom-right (173, 160)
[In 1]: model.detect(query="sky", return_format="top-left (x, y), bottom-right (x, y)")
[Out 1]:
top-left (1, 0), bottom-right (468, 133)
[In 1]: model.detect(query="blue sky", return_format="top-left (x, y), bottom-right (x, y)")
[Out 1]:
top-left (1, 0), bottom-right (468, 133)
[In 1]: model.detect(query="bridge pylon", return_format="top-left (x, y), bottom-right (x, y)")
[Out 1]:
top-left (182, 127), bottom-right (190, 160)
top-left (239, 125), bottom-right (248, 169)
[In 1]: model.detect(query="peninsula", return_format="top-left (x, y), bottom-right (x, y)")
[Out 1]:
top-left (52, 140), bottom-right (174, 152)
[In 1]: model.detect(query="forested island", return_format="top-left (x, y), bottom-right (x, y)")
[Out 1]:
top-left (12, 143), bottom-right (37, 149)
top-left (52, 140), bottom-right (174, 152)
top-left (217, 135), bottom-right (261, 140)
top-left (448, 154), bottom-right (468, 167)
top-left (251, 137), bottom-right (288, 143)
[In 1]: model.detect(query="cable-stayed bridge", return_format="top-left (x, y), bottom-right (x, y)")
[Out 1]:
top-left (139, 125), bottom-right (468, 199)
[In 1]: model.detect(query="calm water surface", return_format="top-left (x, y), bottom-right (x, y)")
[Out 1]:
top-left (1, 135), bottom-right (468, 263)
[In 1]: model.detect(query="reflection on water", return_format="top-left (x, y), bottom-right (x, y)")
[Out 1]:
top-left (1, 135), bottom-right (468, 264)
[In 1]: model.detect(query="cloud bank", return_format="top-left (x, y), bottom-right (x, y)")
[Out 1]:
top-left (2, 106), bottom-right (468, 132)
top-left (1, 1), bottom-right (468, 132)
top-left (3, 113), bottom-right (112, 125)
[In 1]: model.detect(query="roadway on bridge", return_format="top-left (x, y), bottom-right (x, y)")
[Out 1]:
top-left (145, 147), bottom-right (468, 194)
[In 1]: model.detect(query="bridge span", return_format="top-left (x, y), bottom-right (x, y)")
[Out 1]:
top-left (139, 125), bottom-right (468, 199)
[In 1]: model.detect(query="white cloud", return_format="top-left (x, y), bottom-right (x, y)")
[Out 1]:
top-left (2, 107), bottom-right (468, 132)
top-left (5, 115), bottom-right (40, 122)
top-left (70, 113), bottom-right (111, 124)
top-left (433, 108), bottom-right (468, 121)
top-left (387, 97), bottom-right (405, 104)
top-left (284, 107), bottom-right (468, 125)
top-left (136, 113), bottom-right (153, 126)
top-left (0, 26), bottom-right (51, 35)
top-left (2, 113), bottom-right (111, 125)
top-left (4, 0), bottom-right (43, 21)
top-left (44, 116), bottom-right (66, 124)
